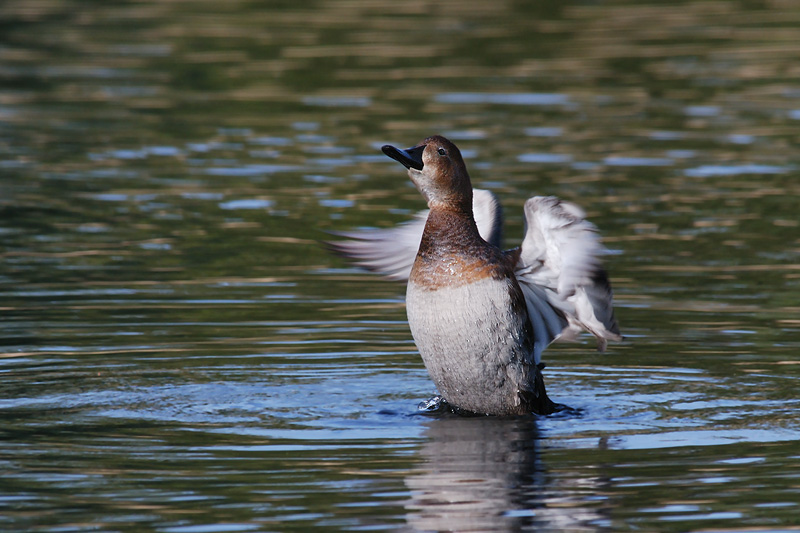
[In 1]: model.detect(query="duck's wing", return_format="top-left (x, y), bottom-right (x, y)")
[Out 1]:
top-left (473, 188), bottom-right (504, 248)
top-left (327, 189), bottom-right (503, 281)
top-left (326, 211), bottom-right (425, 281)
top-left (514, 196), bottom-right (621, 352)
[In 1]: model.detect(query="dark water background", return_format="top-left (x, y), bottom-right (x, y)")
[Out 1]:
top-left (2, 1), bottom-right (800, 531)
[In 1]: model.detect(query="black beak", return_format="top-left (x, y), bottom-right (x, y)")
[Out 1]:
top-left (381, 144), bottom-right (425, 171)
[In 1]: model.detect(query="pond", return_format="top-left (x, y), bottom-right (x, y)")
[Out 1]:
top-left (2, 1), bottom-right (800, 531)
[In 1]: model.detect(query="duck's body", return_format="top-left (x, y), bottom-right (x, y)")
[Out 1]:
top-left (407, 207), bottom-right (549, 415)
top-left (330, 135), bottom-right (621, 415)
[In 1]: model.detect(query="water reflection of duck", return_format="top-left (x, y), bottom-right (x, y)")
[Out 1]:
top-left (330, 135), bottom-right (621, 415)
top-left (406, 416), bottom-right (606, 531)
top-left (406, 416), bottom-right (543, 532)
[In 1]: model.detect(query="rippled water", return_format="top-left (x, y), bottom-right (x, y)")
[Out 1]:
top-left (2, 1), bottom-right (800, 531)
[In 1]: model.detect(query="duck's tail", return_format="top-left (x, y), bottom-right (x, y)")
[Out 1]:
top-left (520, 363), bottom-right (557, 415)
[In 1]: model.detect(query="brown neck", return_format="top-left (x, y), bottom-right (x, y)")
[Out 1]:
top-left (418, 206), bottom-right (482, 256)
top-left (411, 207), bottom-right (509, 288)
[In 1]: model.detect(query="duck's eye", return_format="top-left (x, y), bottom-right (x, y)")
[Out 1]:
top-left (437, 147), bottom-right (447, 156)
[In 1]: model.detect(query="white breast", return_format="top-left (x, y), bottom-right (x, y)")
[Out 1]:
top-left (406, 276), bottom-right (535, 414)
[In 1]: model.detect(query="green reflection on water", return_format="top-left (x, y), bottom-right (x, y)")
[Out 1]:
top-left (1, 0), bottom-right (800, 531)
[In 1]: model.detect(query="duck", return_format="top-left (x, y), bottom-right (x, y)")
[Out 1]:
top-left (329, 135), bottom-right (621, 415)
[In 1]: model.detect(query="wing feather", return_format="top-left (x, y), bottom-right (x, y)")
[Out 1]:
top-left (516, 196), bottom-right (621, 351)
top-left (327, 189), bottom-right (502, 281)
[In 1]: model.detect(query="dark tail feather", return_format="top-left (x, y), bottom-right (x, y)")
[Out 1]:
top-left (520, 363), bottom-right (557, 415)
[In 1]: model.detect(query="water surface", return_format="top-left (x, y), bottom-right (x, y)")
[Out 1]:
top-left (2, 1), bottom-right (800, 531)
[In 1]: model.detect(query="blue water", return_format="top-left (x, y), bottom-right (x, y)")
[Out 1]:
top-left (2, 1), bottom-right (800, 531)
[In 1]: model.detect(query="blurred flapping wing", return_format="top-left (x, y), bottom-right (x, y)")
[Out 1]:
top-left (515, 196), bottom-right (621, 352)
top-left (328, 189), bottom-right (503, 281)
